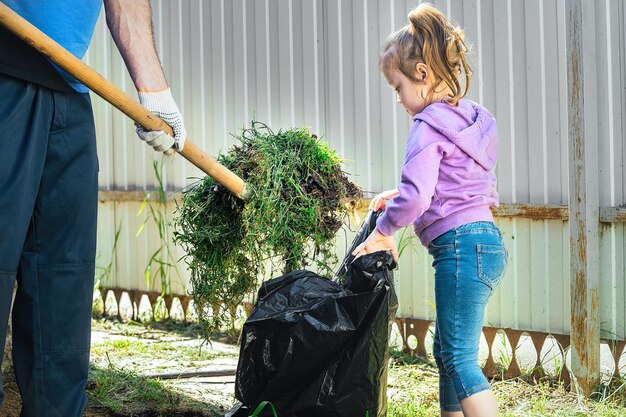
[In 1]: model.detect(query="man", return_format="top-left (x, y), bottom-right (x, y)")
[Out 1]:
top-left (0, 1), bottom-right (186, 415)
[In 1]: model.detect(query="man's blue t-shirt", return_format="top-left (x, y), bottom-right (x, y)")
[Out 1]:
top-left (3, 0), bottom-right (102, 92)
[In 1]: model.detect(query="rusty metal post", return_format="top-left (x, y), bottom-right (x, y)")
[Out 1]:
top-left (566, 0), bottom-right (600, 396)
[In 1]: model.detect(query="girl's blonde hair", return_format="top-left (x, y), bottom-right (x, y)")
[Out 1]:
top-left (380, 3), bottom-right (472, 106)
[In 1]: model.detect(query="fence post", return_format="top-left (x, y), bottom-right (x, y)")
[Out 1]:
top-left (566, 0), bottom-right (600, 396)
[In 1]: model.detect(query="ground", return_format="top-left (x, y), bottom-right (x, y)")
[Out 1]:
top-left (2, 318), bottom-right (626, 416)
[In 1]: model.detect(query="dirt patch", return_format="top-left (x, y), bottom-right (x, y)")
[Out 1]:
top-left (0, 381), bottom-right (21, 417)
top-left (0, 375), bottom-right (117, 417)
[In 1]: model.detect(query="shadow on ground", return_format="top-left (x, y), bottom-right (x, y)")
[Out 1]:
top-left (1, 365), bottom-right (228, 417)
top-left (93, 314), bottom-right (241, 346)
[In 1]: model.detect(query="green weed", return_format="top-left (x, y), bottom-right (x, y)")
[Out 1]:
top-left (137, 157), bottom-right (183, 295)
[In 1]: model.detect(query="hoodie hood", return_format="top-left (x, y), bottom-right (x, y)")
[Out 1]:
top-left (414, 99), bottom-right (498, 171)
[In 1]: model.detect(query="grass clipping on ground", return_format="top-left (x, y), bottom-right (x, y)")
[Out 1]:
top-left (174, 123), bottom-right (361, 335)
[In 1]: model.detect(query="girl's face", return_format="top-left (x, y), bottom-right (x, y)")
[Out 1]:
top-left (386, 67), bottom-right (428, 116)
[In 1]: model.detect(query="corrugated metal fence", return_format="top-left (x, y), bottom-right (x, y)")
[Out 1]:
top-left (87, 0), bottom-right (626, 388)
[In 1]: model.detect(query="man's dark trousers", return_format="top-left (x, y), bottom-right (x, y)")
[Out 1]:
top-left (0, 73), bottom-right (98, 417)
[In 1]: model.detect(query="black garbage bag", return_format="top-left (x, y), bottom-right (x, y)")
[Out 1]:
top-left (227, 211), bottom-right (398, 417)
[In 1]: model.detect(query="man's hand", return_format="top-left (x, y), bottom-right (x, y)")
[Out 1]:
top-left (136, 88), bottom-right (187, 154)
top-left (135, 130), bottom-right (175, 154)
top-left (103, 0), bottom-right (186, 154)
top-left (351, 228), bottom-right (399, 262)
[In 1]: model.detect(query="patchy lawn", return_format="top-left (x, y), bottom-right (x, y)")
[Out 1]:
top-left (2, 318), bottom-right (625, 416)
top-left (386, 351), bottom-right (626, 417)
top-left (87, 319), bottom-right (237, 416)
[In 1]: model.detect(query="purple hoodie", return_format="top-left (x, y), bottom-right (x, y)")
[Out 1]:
top-left (376, 99), bottom-right (499, 246)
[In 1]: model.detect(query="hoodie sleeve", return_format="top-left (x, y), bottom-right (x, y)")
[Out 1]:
top-left (376, 123), bottom-right (455, 237)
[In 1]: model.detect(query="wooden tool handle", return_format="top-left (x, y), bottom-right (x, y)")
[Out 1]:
top-left (0, 3), bottom-right (248, 200)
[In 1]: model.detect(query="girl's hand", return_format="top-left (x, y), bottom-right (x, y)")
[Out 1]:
top-left (351, 228), bottom-right (399, 262)
top-left (369, 189), bottom-right (400, 211)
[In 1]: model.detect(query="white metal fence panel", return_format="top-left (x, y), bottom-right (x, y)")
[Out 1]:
top-left (88, 1), bottom-right (625, 339)
top-left (596, 0), bottom-right (626, 342)
top-left (600, 224), bottom-right (626, 341)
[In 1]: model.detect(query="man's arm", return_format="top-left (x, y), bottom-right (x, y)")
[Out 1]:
top-left (103, 0), bottom-right (167, 91)
top-left (103, 0), bottom-right (187, 152)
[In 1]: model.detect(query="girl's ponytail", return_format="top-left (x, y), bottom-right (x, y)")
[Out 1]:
top-left (381, 3), bottom-right (472, 106)
top-left (445, 27), bottom-right (472, 105)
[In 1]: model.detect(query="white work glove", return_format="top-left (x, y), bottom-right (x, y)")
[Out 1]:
top-left (136, 88), bottom-right (187, 154)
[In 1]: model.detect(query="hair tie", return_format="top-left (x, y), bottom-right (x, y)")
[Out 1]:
top-left (453, 32), bottom-right (468, 53)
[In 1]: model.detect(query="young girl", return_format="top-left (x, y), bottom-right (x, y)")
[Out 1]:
top-left (351, 4), bottom-right (507, 417)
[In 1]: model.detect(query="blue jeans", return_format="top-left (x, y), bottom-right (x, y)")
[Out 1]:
top-left (428, 221), bottom-right (507, 412)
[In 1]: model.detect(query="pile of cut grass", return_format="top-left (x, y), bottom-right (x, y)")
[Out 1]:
top-left (174, 122), bottom-right (361, 336)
